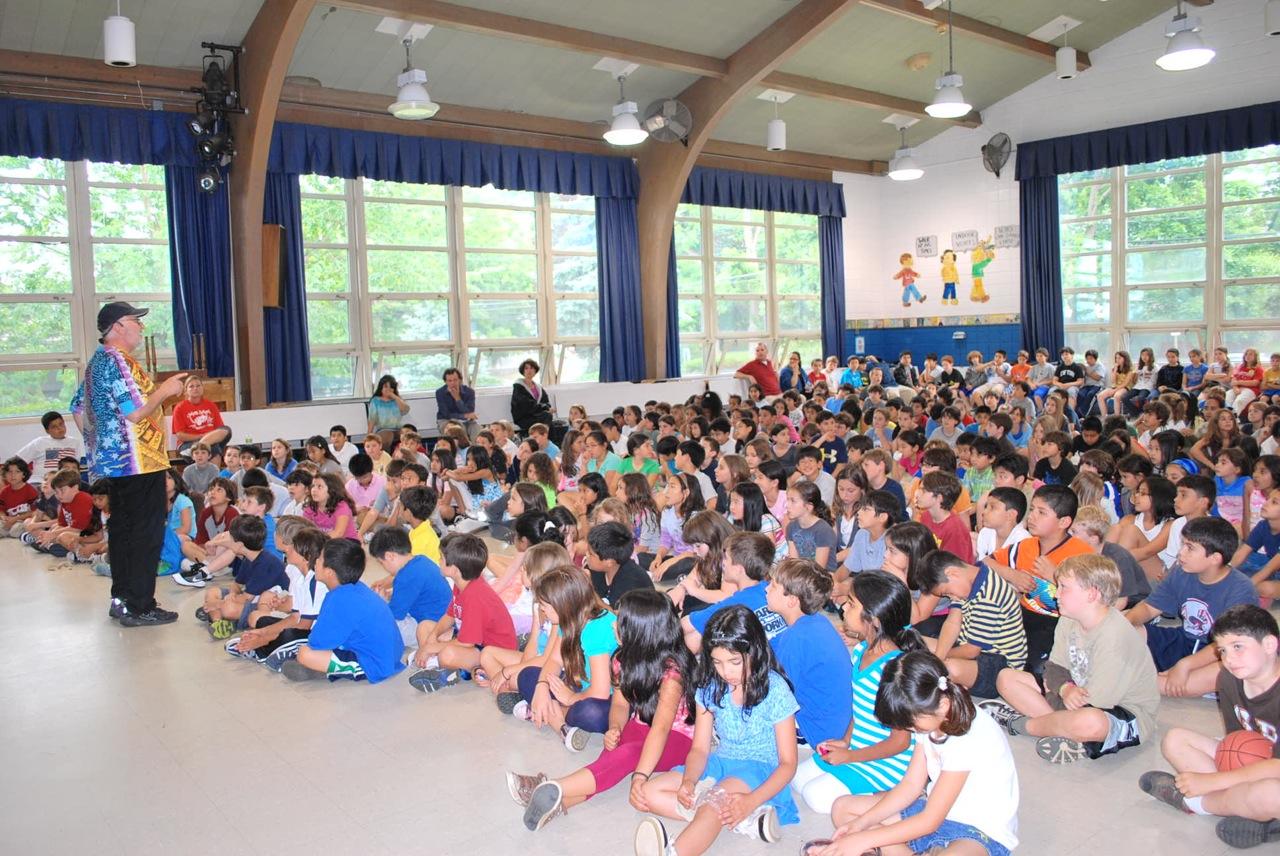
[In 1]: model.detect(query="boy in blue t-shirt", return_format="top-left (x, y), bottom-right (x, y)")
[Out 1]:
top-left (283, 538), bottom-right (405, 683)
top-left (766, 557), bottom-right (853, 746)
top-left (369, 525), bottom-right (452, 650)
top-left (1126, 517), bottom-right (1257, 697)
top-left (1231, 490), bottom-right (1280, 599)
top-left (681, 531), bottom-right (785, 651)
top-left (200, 514), bottom-right (288, 639)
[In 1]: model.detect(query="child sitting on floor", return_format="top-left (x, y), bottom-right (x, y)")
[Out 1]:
top-left (199, 514), bottom-right (289, 640)
top-left (227, 521), bottom-right (327, 669)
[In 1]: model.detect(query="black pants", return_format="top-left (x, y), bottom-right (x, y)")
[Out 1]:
top-left (107, 470), bottom-right (167, 613)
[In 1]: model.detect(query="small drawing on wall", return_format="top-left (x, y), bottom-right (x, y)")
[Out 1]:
top-left (915, 235), bottom-right (938, 257)
top-left (893, 252), bottom-right (926, 308)
top-left (970, 237), bottom-right (994, 304)
top-left (940, 248), bottom-right (959, 306)
top-left (994, 224), bottom-right (1020, 248)
top-left (950, 229), bottom-right (980, 252)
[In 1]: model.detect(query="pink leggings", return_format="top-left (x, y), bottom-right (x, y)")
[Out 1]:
top-left (582, 718), bottom-right (693, 798)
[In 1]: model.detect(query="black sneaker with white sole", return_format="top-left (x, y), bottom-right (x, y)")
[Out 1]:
top-left (119, 605), bottom-right (178, 627)
top-left (108, 598), bottom-right (126, 620)
top-left (173, 567), bottom-right (210, 588)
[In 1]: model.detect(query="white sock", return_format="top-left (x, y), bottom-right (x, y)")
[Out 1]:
top-left (422, 655), bottom-right (439, 670)
top-left (1183, 796), bottom-right (1210, 815)
top-left (180, 558), bottom-right (194, 572)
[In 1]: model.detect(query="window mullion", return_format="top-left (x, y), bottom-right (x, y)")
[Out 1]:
top-left (536, 192), bottom-right (555, 384)
top-left (1111, 167), bottom-right (1126, 353)
top-left (448, 185), bottom-right (468, 376)
top-left (348, 177), bottom-right (371, 399)
top-left (1206, 153), bottom-right (1223, 349)
top-left (66, 160), bottom-right (94, 369)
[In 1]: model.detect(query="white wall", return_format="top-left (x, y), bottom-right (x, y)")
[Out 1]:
top-left (835, 0), bottom-right (1280, 325)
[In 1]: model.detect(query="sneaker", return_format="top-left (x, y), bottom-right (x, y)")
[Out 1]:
top-left (224, 638), bottom-right (261, 661)
top-left (978, 699), bottom-right (1025, 735)
top-left (119, 606), bottom-right (178, 628)
top-left (93, 562), bottom-right (112, 577)
top-left (633, 816), bottom-right (669, 856)
top-left (408, 667), bottom-right (460, 693)
top-left (174, 568), bottom-right (209, 588)
top-left (1036, 736), bottom-right (1086, 764)
top-left (523, 780), bottom-right (564, 831)
top-left (108, 598), bottom-right (126, 620)
top-left (561, 724), bottom-right (590, 753)
top-left (1139, 771), bottom-right (1190, 813)
top-left (1215, 816), bottom-right (1280, 849)
top-left (19, 532), bottom-right (35, 545)
top-left (511, 700), bottom-right (532, 721)
top-left (496, 691), bottom-right (523, 715)
top-left (504, 771), bottom-right (546, 807)
top-left (731, 805), bottom-right (780, 842)
top-left (194, 606), bottom-right (211, 622)
top-left (206, 619), bottom-right (236, 640)
top-left (281, 659), bottom-right (325, 682)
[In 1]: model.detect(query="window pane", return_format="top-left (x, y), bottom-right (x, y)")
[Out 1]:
top-left (1124, 247), bottom-right (1205, 284)
top-left (1222, 162), bottom-right (1280, 202)
top-left (778, 299), bottom-right (820, 332)
top-left (1064, 329), bottom-right (1111, 356)
top-left (1125, 156), bottom-right (1205, 175)
top-left (1126, 287), bottom-right (1203, 323)
top-left (0, 366), bottom-right (78, 418)
top-left (717, 340), bottom-right (754, 374)
top-left (1224, 283), bottom-right (1280, 320)
top-left (470, 298), bottom-right (539, 339)
top-left (1125, 209), bottom-right (1206, 247)
top-left (674, 219), bottom-right (702, 256)
top-left (370, 351), bottom-right (454, 392)
top-left (1061, 219), bottom-right (1112, 253)
top-left (678, 298), bottom-right (703, 334)
top-left (87, 162), bottom-right (163, 184)
top-left (364, 202), bottom-right (446, 246)
top-left (0, 183), bottom-right (67, 236)
top-left (468, 347), bottom-right (536, 388)
top-left (1062, 254), bottom-right (1111, 290)
top-left (556, 344), bottom-right (600, 384)
top-left (712, 223), bottom-right (767, 258)
top-left (1061, 168), bottom-right (1110, 183)
top-left (716, 299), bottom-right (766, 334)
top-left (555, 298), bottom-right (599, 338)
top-left (1064, 292), bottom-right (1110, 324)
top-left (676, 204), bottom-right (701, 219)
top-left (93, 244), bottom-right (170, 294)
top-left (1224, 145), bottom-right (1280, 163)
top-left (0, 156), bottom-right (64, 180)
top-left (304, 248), bottom-right (349, 294)
top-left (0, 302), bottom-right (73, 353)
top-left (0, 241), bottom-right (72, 294)
top-left (309, 355), bottom-right (356, 399)
top-left (775, 226), bottom-right (818, 261)
top-left (1126, 328), bottom-right (1205, 357)
top-left (776, 262), bottom-right (819, 296)
top-left (371, 297), bottom-right (450, 342)
top-left (713, 260), bottom-right (766, 294)
top-left (774, 212), bottom-right (816, 228)
top-left (1224, 242), bottom-right (1280, 279)
top-left (680, 341), bottom-right (706, 376)
top-left (1221, 329), bottom-right (1280, 359)
top-left (306, 299), bottom-right (350, 345)
top-left (552, 255), bottom-right (597, 293)
top-left (550, 213), bottom-right (596, 251)
top-left (1125, 172), bottom-right (1205, 211)
top-left (676, 259), bottom-right (703, 294)
top-left (301, 198), bottom-right (347, 242)
top-left (367, 249), bottom-right (449, 292)
top-left (1224, 202), bottom-right (1280, 240)
top-left (299, 174), bottom-right (345, 195)
top-left (711, 206), bottom-right (763, 223)
top-left (549, 193), bottom-right (594, 211)
top-left (89, 188), bottom-right (167, 239)
top-left (462, 186), bottom-right (534, 207)
top-left (101, 300), bottom-right (173, 351)
top-left (1059, 183), bottom-right (1112, 219)
top-left (361, 179), bottom-right (445, 201)
top-left (464, 252), bottom-right (537, 292)
top-left (463, 207), bottom-right (535, 249)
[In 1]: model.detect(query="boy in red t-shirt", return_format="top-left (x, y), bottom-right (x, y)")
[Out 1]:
top-left (916, 470), bottom-right (975, 563)
top-left (20, 470), bottom-right (93, 557)
top-left (1, 456), bottom-right (40, 538)
top-left (409, 532), bottom-right (516, 692)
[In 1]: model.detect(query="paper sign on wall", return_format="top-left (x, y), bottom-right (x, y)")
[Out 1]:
top-left (914, 235), bottom-right (938, 257)
top-left (855, 336), bottom-right (865, 353)
top-left (994, 225), bottom-right (1020, 248)
top-left (950, 230), bottom-right (980, 252)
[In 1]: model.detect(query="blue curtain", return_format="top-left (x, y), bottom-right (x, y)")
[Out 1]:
top-left (165, 166), bottom-right (234, 377)
top-left (1019, 176), bottom-right (1064, 355)
top-left (1016, 98), bottom-right (1280, 179)
top-left (0, 96), bottom-right (199, 166)
top-left (594, 197), bottom-right (646, 382)
top-left (262, 172), bottom-right (312, 404)
top-left (819, 216), bottom-right (846, 360)
top-left (666, 239), bottom-right (681, 379)
top-left (682, 166), bottom-right (845, 216)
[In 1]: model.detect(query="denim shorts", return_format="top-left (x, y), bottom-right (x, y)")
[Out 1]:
top-left (901, 798), bottom-right (1012, 856)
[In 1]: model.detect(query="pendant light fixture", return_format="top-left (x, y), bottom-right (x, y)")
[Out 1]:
top-left (103, 0), bottom-right (136, 68)
top-left (389, 37), bottom-right (439, 120)
top-left (887, 126), bottom-right (923, 181)
top-left (765, 96), bottom-right (787, 152)
top-left (1156, 0), bottom-right (1215, 71)
top-left (926, 1), bottom-right (971, 119)
top-left (603, 75), bottom-right (647, 146)
top-left (1055, 22), bottom-right (1077, 80)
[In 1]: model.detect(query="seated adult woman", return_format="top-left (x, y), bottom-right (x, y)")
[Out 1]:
top-left (171, 375), bottom-right (231, 458)
top-left (367, 374), bottom-right (410, 447)
top-left (511, 359), bottom-right (554, 434)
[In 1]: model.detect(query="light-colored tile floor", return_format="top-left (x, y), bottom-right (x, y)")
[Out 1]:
top-left (0, 537), bottom-right (1242, 855)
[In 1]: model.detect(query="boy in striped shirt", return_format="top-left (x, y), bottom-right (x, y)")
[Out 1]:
top-left (918, 549), bottom-right (1028, 699)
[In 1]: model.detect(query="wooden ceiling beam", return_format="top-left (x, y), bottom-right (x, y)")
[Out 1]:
top-left (762, 70), bottom-right (981, 128)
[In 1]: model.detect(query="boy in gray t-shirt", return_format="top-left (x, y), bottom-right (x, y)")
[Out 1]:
top-left (182, 443), bottom-right (220, 496)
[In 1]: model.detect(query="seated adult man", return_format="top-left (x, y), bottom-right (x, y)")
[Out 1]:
top-left (734, 341), bottom-right (783, 402)
top-left (434, 367), bottom-right (479, 439)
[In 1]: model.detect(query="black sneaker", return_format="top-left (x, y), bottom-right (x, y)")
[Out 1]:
top-left (174, 567), bottom-right (209, 588)
top-left (195, 606), bottom-right (211, 622)
top-left (119, 606), bottom-right (178, 627)
top-left (108, 598), bottom-right (126, 620)
top-left (1216, 816), bottom-right (1280, 848)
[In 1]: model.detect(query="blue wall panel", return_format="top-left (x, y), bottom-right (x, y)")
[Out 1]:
top-left (842, 323), bottom-right (1023, 361)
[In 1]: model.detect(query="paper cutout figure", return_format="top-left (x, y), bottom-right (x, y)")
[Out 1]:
top-left (893, 252), bottom-right (926, 307)
top-left (970, 238), bottom-right (994, 303)
top-left (940, 249), bottom-right (959, 305)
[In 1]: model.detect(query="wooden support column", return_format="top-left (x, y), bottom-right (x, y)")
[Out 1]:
top-left (635, 0), bottom-right (859, 378)
top-left (227, 0), bottom-right (316, 409)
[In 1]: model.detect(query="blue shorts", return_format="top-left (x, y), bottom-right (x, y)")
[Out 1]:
top-left (901, 798), bottom-right (1012, 856)
top-left (1145, 622), bottom-right (1200, 672)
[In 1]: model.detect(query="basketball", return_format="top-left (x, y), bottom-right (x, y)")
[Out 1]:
top-left (1215, 730), bottom-right (1274, 771)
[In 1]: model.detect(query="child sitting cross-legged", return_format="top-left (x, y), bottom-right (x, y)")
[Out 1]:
top-left (19, 469), bottom-right (92, 557)
top-left (981, 553), bottom-right (1159, 765)
top-left (199, 514), bottom-right (289, 640)
top-left (1, 456), bottom-right (40, 538)
top-left (680, 532), bottom-right (787, 652)
top-left (180, 485), bottom-right (278, 588)
top-left (369, 524), bottom-right (451, 657)
top-left (227, 521), bottom-right (328, 670)
top-left (280, 537), bottom-right (406, 683)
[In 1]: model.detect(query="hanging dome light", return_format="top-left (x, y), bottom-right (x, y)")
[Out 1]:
top-left (926, 2), bottom-right (971, 119)
top-left (887, 127), bottom-right (923, 181)
top-left (389, 38), bottom-right (439, 120)
top-left (1156, 1), bottom-right (1215, 71)
top-left (603, 75), bottom-right (648, 146)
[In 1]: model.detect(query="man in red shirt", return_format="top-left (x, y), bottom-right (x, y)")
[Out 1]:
top-left (734, 341), bottom-right (783, 400)
top-left (171, 376), bottom-right (232, 459)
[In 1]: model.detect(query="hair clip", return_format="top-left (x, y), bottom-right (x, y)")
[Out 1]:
top-left (903, 623), bottom-right (914, 631)
top-left (937, 675), bottom-right (949, 691)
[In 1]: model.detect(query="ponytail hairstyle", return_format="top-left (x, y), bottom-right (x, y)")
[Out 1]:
top-left (290, 526), bottom-right (328, 571)
top-left (789, 478), bottom-right (831, 523)
top-left (1144, 475), bottom-right (1177, 523)
top-left (672, 472), bottom-right (707, 520)
top-left (513, 509), bottom-right (563, 549)
top-left (613, 588), bottom-right (696, 727)
top-left (511, 481), bottom-right (549, 515)
top-left (717, 454), bottom-right (751, 491)
top-left (305, 435), bottom-right (339, 465)
top-left (875, 650), bottom-right (976, 740)
top-left (547, 505), bottom-right (580, 552)
top-left (681, 510), bottom-right (735, 590)
top-left (696, 604), bottom-right (779, 714)
top-left (465, 445), bottom-right (496, 496)
top-left (533, 566), bottom-right (608, 690)
top-left (621, 472), bottom-right (660, 529)
top-left (850, 570), bottom-right (926, 654)
top-left (883, 521), bottom-right (937, 592)
top-left (731, 481), bottom-right (767, 532)
top-left (755, 459), bottom-right (789, 499)
top-left (523, 540), bottom-right (571, 590)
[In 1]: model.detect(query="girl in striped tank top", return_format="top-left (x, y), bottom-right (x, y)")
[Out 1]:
top-left (791, 571), bottom-right (921, 814)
